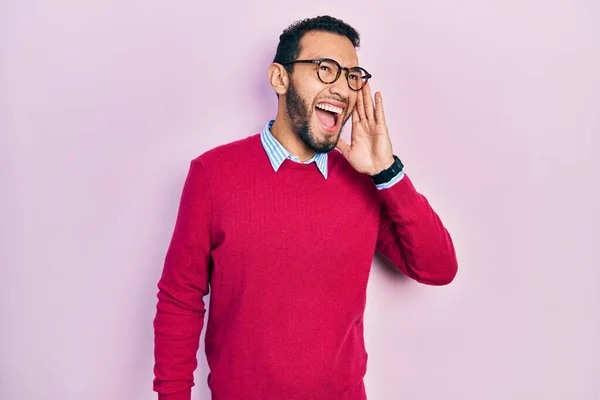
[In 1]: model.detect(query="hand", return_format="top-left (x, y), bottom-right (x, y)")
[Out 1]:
top-left (336, 83), bottom-right (395, 175)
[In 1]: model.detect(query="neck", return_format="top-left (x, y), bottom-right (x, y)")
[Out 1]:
top-left (270, 113), bottom-right (315, 162)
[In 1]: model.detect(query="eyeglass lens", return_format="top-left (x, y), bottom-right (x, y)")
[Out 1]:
top-left (317, 59), bottom-right (368, 90)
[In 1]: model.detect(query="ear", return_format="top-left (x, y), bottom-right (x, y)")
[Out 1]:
top-left (268, 63), bottom-right (289, 95)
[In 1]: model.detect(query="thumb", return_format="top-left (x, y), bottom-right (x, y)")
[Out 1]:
top-left (336, 137), bottom-right (351, 159)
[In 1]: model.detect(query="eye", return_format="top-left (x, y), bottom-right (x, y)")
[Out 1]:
top-left (319, 65), bottom-right (332, 72)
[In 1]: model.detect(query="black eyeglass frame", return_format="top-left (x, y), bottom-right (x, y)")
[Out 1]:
top-left (280, 58), bottom-right (372, 91)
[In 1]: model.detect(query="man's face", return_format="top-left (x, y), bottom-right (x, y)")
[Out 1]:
top-left (284, 31), bottom-right (359, 153)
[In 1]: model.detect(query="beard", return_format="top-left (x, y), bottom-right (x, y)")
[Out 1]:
top-left (285, 81), bottom-right (349, 154)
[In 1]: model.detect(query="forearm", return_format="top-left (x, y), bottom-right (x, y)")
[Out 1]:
top-left (154, 250), bottom-right (208, 398)
top-left (153, 160), bottom-right (213, 399)
top-left (375, 174), bottom-right (458, 285)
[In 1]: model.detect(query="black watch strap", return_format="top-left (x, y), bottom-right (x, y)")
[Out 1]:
top-left (370, 155), bottom-right (404, 185)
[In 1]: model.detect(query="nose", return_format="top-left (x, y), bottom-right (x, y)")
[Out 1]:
top-left (328, 71), bottom-right (351, 100)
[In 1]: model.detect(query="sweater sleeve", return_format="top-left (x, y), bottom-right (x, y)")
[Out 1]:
top-left (375, 174), bottom-right (458, 285)
top-left (153, 160), bottom-right (213, 400)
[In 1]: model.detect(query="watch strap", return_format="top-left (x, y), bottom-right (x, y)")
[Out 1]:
top-left (370, 155), bottom-right (404, 185)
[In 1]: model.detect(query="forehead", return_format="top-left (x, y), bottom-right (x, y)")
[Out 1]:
top-left (297, 31), bottom-right (359, 67)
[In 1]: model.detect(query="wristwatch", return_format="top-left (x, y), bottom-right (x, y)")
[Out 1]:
top-left (370, 155), bottom-right (404, 185)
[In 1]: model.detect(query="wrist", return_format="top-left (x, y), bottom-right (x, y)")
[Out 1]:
top-left (370, 155), bottom-right (404, 185)
top-left (369, 156), bottom-right (396, 176)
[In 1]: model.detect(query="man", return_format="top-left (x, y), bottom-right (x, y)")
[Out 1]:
top-left (153, 15), bottom-right (457, 400)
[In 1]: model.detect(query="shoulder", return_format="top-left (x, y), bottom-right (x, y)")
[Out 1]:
top-left (192, 133), bottom-right (262, 169)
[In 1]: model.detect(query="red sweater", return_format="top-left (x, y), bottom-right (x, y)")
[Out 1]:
top-left (153, 134), bottom-right (457, 400)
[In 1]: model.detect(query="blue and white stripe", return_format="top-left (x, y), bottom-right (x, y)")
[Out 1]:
top-left (260, 120), bottom-right (328, 178)
top-left (260, 120), bottom-right (404, 189)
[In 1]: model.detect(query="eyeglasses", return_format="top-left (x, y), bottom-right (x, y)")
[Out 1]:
top-left (280, 58), bottom-right (372, 91)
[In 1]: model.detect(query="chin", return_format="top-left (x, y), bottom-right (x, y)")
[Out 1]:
top-left (295, 111), bottom-right (346, 154)
top-left (307, 124), bottom-right (341, 153)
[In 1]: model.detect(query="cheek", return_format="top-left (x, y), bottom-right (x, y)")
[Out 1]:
top-left (303, 81), bottom-right (329, 106)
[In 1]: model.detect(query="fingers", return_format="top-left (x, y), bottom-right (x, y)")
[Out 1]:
top-left (355, 86), bottom-right (366, 121)
top-left (362, 83), bottom-right (375, 121)
top-left (350, 107), bottom-right (360, 143)
top-left (374, 91), bottom-right (386, 125)
top-left (352, 105), bottom-right (360, 124)
top-left (354, 83), bottom-right (386, 128)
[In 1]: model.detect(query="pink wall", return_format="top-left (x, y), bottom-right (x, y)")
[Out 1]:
top-left (1, 1), bottom-right (599, 399)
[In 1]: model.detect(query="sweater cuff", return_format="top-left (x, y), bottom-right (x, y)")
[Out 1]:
top-left (158, 388), bottom-right (192, 400)
top-left (375, 170), bottom-right (404, 189)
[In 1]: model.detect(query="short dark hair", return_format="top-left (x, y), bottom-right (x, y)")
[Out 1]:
top-left (273, 15), bottom-right (360, 72)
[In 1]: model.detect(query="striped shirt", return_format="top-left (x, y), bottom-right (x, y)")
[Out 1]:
top-left (260, 120), bottom-right (404, 189)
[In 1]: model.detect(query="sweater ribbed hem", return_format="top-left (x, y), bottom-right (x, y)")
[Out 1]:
top-left (158, 388), bottom-right (191, 400)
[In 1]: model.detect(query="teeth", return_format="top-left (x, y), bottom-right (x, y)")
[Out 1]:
top-left (316, 103), bottom-right (343, 114)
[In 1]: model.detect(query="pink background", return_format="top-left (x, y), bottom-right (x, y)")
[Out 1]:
top-left (1, 1), bottom-right (599, 399)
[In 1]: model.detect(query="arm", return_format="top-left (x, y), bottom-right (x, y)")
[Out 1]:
top-left (334, 83), bottom-right (457, 285)
top-left (375, 172), bottom-right (458, 285)
top-left (153, 160), bottom-right (213, 400)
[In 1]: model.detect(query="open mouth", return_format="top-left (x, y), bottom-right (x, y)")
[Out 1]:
top-left (315, 102), bottom-right (344, 133)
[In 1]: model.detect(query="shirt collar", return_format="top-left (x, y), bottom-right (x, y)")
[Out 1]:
top-left (260, 120), bottom-right (328, 179)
